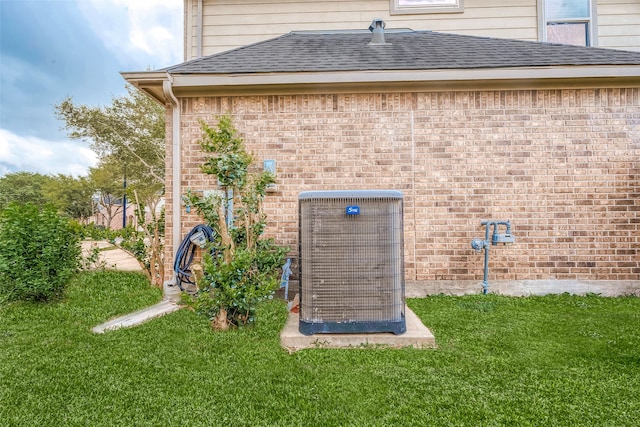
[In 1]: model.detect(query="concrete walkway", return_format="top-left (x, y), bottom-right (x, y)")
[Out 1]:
top-left (83, 240), bottom-right (182, 334)
top-left (92, 300), bottom-right (181, 334)
top-left (81, 240), bottom-right (144, 272)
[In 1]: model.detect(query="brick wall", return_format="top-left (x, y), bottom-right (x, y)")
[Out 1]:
top-left (165, 88), bottom-right (640, 291)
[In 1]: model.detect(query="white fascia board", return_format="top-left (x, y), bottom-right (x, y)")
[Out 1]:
top-left (169, 66), bottom-right (640, 88)
top-left (121, 71), bottom-right (167, 80)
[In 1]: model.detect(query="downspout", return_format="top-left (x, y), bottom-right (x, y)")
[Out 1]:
top-left (410, 109), bottom-right (416, 281)
top-left (163, 74), bottom-right (181, 296)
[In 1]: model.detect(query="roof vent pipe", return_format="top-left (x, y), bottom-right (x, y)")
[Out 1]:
top-left (369, 19), bottom-right (388, 45)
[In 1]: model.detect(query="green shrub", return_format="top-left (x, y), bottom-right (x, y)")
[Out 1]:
top-left (193, 240), bottom-right (288, 327)
top-left (82, 223), bottom-right (116, 241)
top-left (0, 203), bottom-right (81, 302)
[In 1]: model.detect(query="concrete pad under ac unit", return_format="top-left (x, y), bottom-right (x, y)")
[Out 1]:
top-left (280, 299), bottom-right (436, 352)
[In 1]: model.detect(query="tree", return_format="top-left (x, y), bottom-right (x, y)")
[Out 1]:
top-left (87, 157), bottom-right (126, 228)
top-left (55, 84), bottom-right (165, 188)
top-left (42, 174), bottom-right (94, 221)
top-left (0, 172), bottom-right (50, 210)
top-left (55, 85), bottom-right (166, 286)
top-left (185, 116), bottom-right (288, 329)
top-left (132, 189), bottom-right (164, 287)
top-left (0, 172), bottom-right (97, 222)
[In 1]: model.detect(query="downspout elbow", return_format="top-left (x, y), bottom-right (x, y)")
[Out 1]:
top-left (163, 75), bottom-right (179, 108)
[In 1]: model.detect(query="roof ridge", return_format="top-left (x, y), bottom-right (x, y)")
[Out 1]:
top-left (291, 28), bottom-right (416, 35)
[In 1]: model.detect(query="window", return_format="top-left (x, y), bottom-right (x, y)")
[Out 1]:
top-left (390, 0), bottom-right (463, 15)
top-left (540, 0), bottom-right (596, 46)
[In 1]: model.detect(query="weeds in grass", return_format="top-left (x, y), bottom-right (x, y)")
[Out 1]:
top-left (80, 244), bottom-right (107, 271)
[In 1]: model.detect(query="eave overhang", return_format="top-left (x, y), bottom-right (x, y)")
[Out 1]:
top-left (122, 65), bottom-right (640, 103)
top-left (121, 71), bottom-right (170, 104)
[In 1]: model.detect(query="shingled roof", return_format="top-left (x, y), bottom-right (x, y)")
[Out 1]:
top-left (165, 29), bottom-right (640, 75)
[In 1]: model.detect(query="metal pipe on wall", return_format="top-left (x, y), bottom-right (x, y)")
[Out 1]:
top-left (471, 220), bottom-right (515, 294)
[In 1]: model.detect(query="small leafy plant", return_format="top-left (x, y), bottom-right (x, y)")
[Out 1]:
top-left (80, 243), bottom-right (106, 271)
top-left (0, 203), bottom-right (81, 302)
top-left (184, 116), bottom-right (288, 329)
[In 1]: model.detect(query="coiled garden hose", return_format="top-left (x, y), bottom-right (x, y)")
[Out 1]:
top-left (173, 224), bottom-right (215, 292)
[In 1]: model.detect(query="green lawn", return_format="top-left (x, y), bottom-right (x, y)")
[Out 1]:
top-left (1, 271), bottom-right (639, 426)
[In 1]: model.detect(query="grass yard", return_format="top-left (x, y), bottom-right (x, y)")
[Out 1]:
top-left (1, 271), bottom-right (639, 426)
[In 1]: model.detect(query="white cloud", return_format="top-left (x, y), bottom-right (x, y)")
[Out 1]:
top-left (0, 129), bottom-right (98, 177)
top-left (79, 0), bottom-right (183, 68)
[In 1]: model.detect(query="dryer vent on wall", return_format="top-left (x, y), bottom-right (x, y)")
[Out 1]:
top-left (298, 190), bottom-right (406, 335)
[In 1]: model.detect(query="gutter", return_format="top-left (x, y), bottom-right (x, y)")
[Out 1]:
top-left (162, 74), bottom-right (182, 292)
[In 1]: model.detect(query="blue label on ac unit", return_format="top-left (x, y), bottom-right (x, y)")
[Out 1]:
top-left (346, 206), bottom-right (360, 215)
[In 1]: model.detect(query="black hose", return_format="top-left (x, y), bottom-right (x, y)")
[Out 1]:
top-left (173, 224), bottom-right (215, 292)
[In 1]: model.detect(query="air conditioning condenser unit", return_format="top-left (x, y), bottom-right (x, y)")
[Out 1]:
top-left (298, 190), bottom-right (406, 335)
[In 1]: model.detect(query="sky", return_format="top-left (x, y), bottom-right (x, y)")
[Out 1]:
top-left (0, 0), bottom-right (183, 177)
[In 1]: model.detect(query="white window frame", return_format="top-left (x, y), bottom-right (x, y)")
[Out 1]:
top-left (537, 0), bottom-right (598, 47)
top-left (390, 0), bottom-right (463, 15)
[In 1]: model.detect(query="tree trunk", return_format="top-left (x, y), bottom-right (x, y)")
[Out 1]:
top-left (217, 201), bottom-right (234, 264)
top-left (212, 308), bottom-right (229, 330)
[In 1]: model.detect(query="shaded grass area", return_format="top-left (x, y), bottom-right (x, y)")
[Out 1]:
top-left (1, 272), bottom-right (639, 426)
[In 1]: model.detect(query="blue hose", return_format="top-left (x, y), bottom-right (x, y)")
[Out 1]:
top-left (173, 224), bottom-right (215, 292)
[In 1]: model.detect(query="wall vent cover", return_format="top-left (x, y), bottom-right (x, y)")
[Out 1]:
top-left (298, 190), bottom-right (406, 335)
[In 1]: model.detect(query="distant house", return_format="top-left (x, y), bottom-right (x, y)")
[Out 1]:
top-left (123, 1), bottom-right (640, 295)
top-left (91, 193), bottom-right (161, 231)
